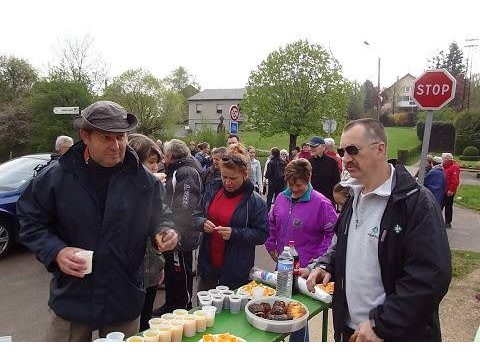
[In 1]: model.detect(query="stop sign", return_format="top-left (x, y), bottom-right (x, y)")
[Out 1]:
top-left (413, 69), bottom-right (456, 110)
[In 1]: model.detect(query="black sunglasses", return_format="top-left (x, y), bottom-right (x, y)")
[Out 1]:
top-left (337, 142), bottom-right (380, 157)
top-left (221, 154), bottom-right (247, 166)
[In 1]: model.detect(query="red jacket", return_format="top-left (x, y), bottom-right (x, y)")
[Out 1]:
top-left (443, 161), bottom-right (460, 194)
top-left (325, 150), bottom-right (343, 173)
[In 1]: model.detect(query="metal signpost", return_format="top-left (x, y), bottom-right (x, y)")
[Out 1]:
top-left (53, 107), bottom-right (80, 115)
top-left (412, 69), bottom-right (456, 185)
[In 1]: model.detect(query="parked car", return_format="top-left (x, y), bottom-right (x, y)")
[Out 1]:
top-left (0, 153), bottom-right (54, 259)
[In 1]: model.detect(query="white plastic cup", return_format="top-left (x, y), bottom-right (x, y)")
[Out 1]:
top-left (229, 294), bottom-right (242, 314)
top-left (215, 285), bottom-right (229, 291)
top-left (173, 309), bottom-right (189, 318)
top-left (212, 294), bottom-right (224, 313)
top-left (182, 315), bottom-right (197, 337)
top-left (156, 325), bottom-right (172, 342)
top-left (74, 250), bottom-right (93, 274)
top-left (143, 329), bottom-right (160, 342)
top-left (196, 290), bottom-right (210, 298)
top-left (149, 317), bottom-right (169, 329)
top-left (106, 331), bottom-right (124, 342)
top-left (199, 296), bottom-right (213, 307)
top-left (240, 293), bottom-right (250, 310)
top-left (169, 319), bottom-right (184, 342)
top-left (193, 310), bottom-right (207, 333)
top-left (201, 305), bottom-right (217, 327)
top-left (208, 289), bottom-right (221, 296)
top-left (221, 290), bottom-right (234, 309)
top-left (160, 313), bottom-right (176, 321)
top-left (126, 335), bottom-right (145, 342)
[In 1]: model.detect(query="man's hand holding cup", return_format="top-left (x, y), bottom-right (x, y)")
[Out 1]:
top-left (155, 229), bottom-right (178, 252)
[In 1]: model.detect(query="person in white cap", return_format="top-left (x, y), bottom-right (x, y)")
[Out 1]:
top-left (17, 100), bottom-right (179, 341)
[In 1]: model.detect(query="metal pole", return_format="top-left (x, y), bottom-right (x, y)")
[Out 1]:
top-left (377, 57), bottom-right (381, 121)
top-left (417, 110), bottom-right (434, 185)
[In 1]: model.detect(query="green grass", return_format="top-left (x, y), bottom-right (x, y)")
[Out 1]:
top-left (238, 127), bottom-right (420, 160)
top-left (455, 185), bottom-right (480, 212)
top-left (451, 249), bottom-right (480, 279)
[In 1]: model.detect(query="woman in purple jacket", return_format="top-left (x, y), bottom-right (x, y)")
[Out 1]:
top-left (265, 158), bottom-right (337, 267)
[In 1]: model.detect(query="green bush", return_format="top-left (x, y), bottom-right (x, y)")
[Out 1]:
top-left (459, 155), bottom-right (480, 161)
top-left (416, 121), bottom-right (455, 152)
top-left (462, 146), bottom-right (479, 156)
top-left (454, 110), bottom-right (480, 155)
top-left (397, 143), bottom-right (422, 164)
top-left (183, 127), bottom-right (227, 148)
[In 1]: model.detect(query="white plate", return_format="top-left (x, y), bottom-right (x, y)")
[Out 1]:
top-left (244, 296), bottom-right (309, 334)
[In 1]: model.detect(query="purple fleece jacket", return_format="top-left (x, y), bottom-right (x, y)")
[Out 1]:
top-left (265, 184), bottom-right (337, 267)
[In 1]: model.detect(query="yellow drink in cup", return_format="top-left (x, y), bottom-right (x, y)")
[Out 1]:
top-left (169, 319), bottom-right (184, 342)
top-left (143, 329), bottom-right (160, 342)
top-left (183, 315), bottom-right (197, 337)
top-left (126, 335), bottom-right (145, 342)
top-left (193, 310), bottom-right (207, 332)
top-left (157, 325), bottom-right (172, 342)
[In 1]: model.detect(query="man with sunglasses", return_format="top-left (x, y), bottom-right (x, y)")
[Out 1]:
top-left (303, 118), bottom-right (451, 342)
top-left (308, 136), bottom-right (340, 205)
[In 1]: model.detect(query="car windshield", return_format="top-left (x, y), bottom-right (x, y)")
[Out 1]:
top-left (0, 156), bottom-right (49, 191)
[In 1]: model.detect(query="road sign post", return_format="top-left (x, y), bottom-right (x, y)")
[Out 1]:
top-left (322, 119), bottom-right (337, 136)
top-left (229, 105), bottom-right (239, 122)
top-left (53, 106), bottom-right (80, 115)
top-left (229, 120), bottom-right (238, 135)
top-left (412, 69), bottom-right (456, 185)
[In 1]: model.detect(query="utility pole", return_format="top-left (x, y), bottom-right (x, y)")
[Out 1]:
top-left (363, 41), bottom-right (381, 121)
top-left (465, 38), bottom-right (479, 110)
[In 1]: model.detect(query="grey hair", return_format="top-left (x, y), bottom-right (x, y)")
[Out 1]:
top-left (324, 137), bottom-right (335, 146)
top-left (441, 152), bottom-right (453, 161)
top-left (55, 135), bottom-right (74, 151)
top-left (212, 146), bottom-right (227, 156)
top-left (163, 139), bottom-right (191, 160)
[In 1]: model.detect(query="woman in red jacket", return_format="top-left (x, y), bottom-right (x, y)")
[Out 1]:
top-left (441, 153), bottom-right (460, 228)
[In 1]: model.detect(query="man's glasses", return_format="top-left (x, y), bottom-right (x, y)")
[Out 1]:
top-left (337, 142), bottom-right (380, 157)
top-left (221, 154), bottom-right (247, 166)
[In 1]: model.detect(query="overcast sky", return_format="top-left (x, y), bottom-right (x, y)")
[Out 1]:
top-left (2, 0), bottom-right (479, 90)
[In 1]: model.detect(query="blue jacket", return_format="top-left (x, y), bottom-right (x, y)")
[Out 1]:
top-left (16, 142), bottom-right (175, 328)
top-left (424, 165), bottom-right (446, 205)
top-left (193, 179), bottom-right (269, 289)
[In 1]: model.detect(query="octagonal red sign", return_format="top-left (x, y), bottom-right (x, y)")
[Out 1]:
top-left (413, 69), bottom-right (456, 110)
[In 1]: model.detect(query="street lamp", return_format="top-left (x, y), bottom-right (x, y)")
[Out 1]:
top-left (363, 41), bottom-right (381, 121)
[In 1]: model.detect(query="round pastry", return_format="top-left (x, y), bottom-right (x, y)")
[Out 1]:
top-left (287, 301), bottom-right (306, 319)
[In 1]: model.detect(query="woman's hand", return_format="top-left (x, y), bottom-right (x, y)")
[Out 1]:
top-left (305, 267), bottom-right (331, 293)
top-left (203, 220), bottom-right (216, 234)
top-left (215, 226), bottom-right (232, 240)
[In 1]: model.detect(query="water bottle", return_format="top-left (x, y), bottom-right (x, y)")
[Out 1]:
top-left (288, 240), bottom-right (300, 294)
top-left (276, 246), bottom-right (294, 298)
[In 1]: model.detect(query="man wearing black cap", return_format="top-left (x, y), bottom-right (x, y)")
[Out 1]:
top-left (17, 100), bottom-right (179, 341)
top-left (308, 136), bottom-right (340, 205)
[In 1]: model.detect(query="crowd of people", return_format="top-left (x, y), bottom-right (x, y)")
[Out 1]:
top-left (16, 100), bottom-right (454, 342)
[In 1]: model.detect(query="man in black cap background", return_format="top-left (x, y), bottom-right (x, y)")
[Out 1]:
top-left (17, 100), bottom-right (179, 341)
top-left (308, 135), bottom-right (340, 205)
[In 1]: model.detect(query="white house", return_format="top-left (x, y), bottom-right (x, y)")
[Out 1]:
top-left (187, 88), bottom-right (246, 132)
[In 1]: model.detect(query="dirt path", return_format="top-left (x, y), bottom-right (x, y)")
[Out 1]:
top-left (440, 268), bottom-right (480, 341)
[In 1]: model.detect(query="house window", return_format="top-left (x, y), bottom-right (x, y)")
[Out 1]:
top-left (196, 104), bottom-right (202, 113)
top-left (216, 104), bottom-right (223, 114)
top-left (404, 86), bottom-right (412, 92)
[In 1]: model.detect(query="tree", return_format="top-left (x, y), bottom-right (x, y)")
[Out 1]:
top-left (49, 35), bottom-right (109, 94)
top-left (27, 79), bottom-right (94, 152)
top-left (428, 42), bottom-right (465, 77)
top-left (242, 40), bottom-right (350, 151)
top-left (0, 103), bottom-right (34, 160)
top-left (0, 55), bottom-right (38, 104)
top-left (103, 68), bottom-right (166, 137)
top-left (362, 80), bottom-right (377, 114)
top-left (347, 81), bottom-right (365, 120)
top-left (164, 67), bottom-right (200, 123)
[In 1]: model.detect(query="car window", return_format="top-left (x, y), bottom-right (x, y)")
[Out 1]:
top-left (0, 157), bottom-right (49, 190)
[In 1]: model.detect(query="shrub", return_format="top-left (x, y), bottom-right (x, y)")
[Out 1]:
top-left (397, 143), bottom-right (422, 164)
top-left (459, 155), bottom-right (480, 161)
top-left (416, 121), bottom-right (455, 152)
top-left (463, 146), bottom-right (479, 156)
top-left (184, 127), bottom-right (227, 148)
top-left (454, 110), bottom-right (480, 155)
